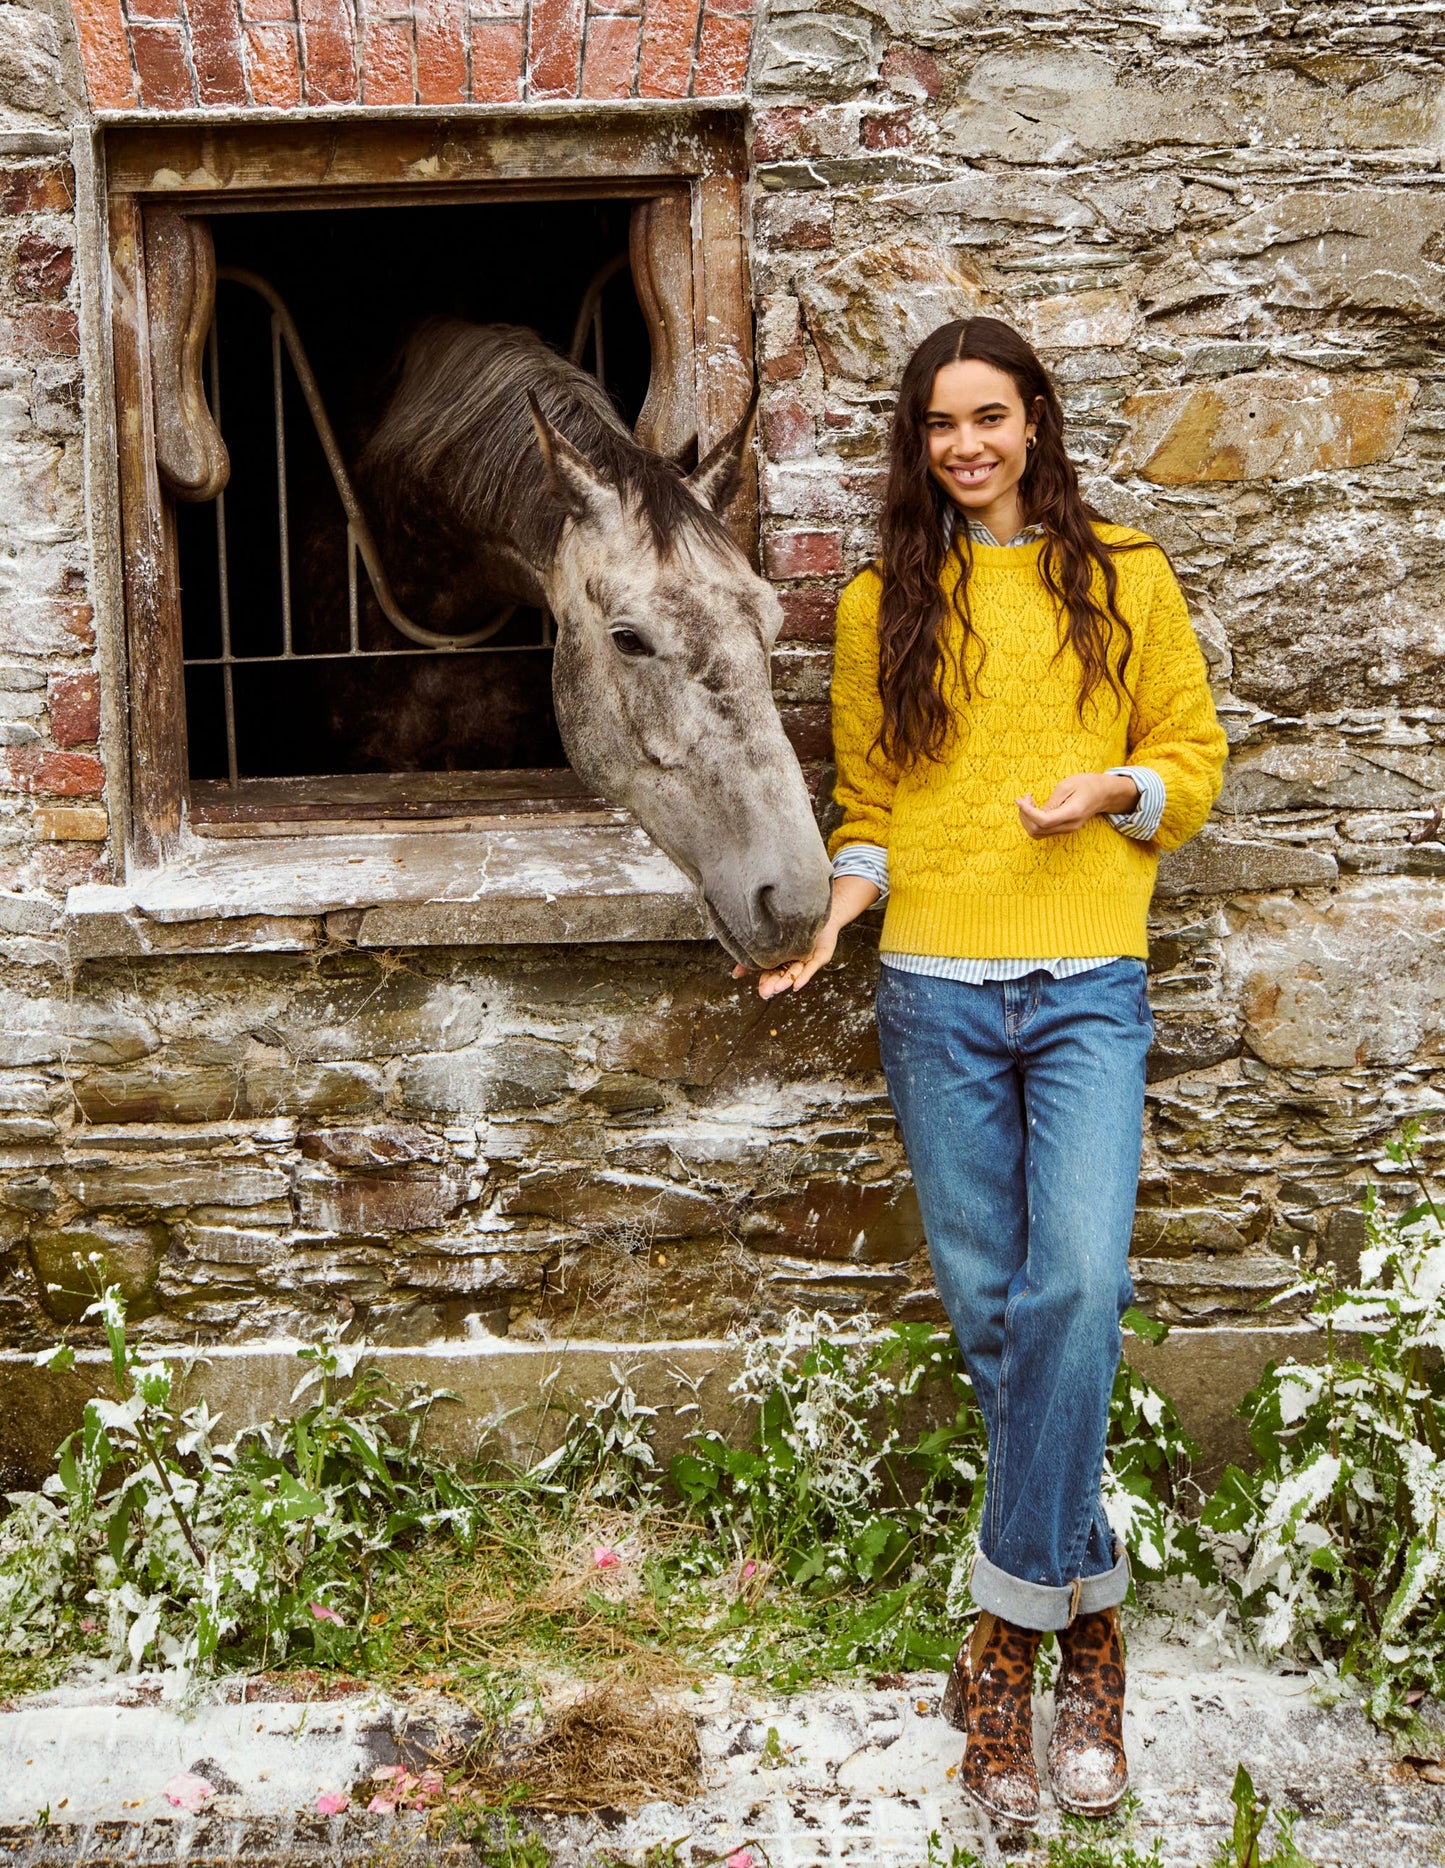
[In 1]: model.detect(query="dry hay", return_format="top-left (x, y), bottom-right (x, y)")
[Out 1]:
top-left (444, 1508), bottom-right (697, 1684)
top-left (465, 1680), bottom-right (702, 1813)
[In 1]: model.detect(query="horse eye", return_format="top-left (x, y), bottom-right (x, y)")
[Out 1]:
top-left (609, 627), bottom-right (653, 659)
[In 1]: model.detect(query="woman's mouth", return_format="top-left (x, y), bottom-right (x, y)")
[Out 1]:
top-left (948, 460), bottom-right (998, 488)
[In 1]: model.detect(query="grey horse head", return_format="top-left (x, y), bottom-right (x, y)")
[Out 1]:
top-left (529, 396), bottom-right (831, 971)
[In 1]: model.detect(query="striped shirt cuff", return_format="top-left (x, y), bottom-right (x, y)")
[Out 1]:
top-left (831, 841), bottom-right (891, 901)
top-left (1106, 765), bottom-right (1166, 842)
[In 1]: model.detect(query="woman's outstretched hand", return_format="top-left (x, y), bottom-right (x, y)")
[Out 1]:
top-left (1017, 771), bottom-right (1139, 838)
top-left (730, 873), bottom-right (882, 998)
top-left (734, 923), bottom-right (840, 999)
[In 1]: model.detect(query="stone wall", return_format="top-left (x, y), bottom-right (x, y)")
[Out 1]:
top-left (0, 1), bottom-right (1440, 1425)
top-left (753, 0), bottom-right (1445, 1327)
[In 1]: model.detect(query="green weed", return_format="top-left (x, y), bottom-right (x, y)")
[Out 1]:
top-left (1211, 1765), bottom-right (1314, 1868)
top-left (925, 1832), bottom-right (984, 1868)
top-left (667, 1309), bottom-right (1206, 1685)
top-left (1044, 1836), bottom-right (1162, 1868)
top-left (1202, 1122), bottom-right (1445, 1729)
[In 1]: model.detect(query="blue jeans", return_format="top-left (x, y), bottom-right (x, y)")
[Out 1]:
top-left (876, 959), bottom-right (1153, 1631)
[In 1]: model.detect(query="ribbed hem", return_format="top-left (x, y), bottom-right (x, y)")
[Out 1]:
top-left (881, 882), bottom-right (1152, 962)
top-left (970, 1547), bottom-right (1131, 1632)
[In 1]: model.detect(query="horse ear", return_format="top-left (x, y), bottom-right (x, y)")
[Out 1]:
top-left (527, 391), bottom-right (606, 521)
top-left (685, 392), bottom-right (759, 513)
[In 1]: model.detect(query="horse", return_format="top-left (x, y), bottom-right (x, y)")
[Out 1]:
top-left (356, 319), bottom-right (831, 972)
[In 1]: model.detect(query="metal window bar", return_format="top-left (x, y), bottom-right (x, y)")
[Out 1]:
top-left (188, 256), bottom-right (630, 785)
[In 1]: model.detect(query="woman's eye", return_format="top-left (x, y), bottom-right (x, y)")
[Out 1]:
top-left (609, 627), bottom-right (653, 658)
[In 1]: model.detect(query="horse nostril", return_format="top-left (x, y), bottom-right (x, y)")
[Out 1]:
top-left (752, 884), bottom-right (785, 944)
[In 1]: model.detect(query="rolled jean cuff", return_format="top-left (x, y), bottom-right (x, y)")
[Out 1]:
top-left (970, 1546), bottom-right (1130, 1632)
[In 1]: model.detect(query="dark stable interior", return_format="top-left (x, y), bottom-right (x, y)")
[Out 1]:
top-left (176, 198), bottom-right (653, 783)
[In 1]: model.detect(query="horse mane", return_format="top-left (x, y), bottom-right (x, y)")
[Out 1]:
top-left (359, 318), bottom-right (733, 564)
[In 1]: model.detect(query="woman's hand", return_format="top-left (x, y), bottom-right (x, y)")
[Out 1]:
top-left (1017, 771), bottom-right (1139, 839)
top-left (730, 874), bottom-right (881, 998)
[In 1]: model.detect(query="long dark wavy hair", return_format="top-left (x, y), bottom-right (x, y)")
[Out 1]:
top-left (875, 317), bottom-right (1150, 767)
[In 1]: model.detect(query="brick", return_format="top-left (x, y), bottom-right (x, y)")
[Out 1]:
top-left (692, 8), bottom-right (750, 97)
top-left (590, 0), bottom-right (641, 13)
top-left (779, 703), bottom-right (832, 762)
top-left (579, 13), bottom-right (638, 97)
top-left (58, 602), bottom-right (95, 648)
top-left (778, 587), bottom-right (838, 643)
top-left (0, 163), bottom-right (74, 216)
top-left (14, 235), bottom-right (72, 302)
top-left (3, 306), bottom-right (80, 358)
top-left (243, 21), bottom-right (303, 105)
top-left (758, 292), bottom-right (804, 383)
top-left (761, 346), bottom-right (804, 384)
top-left (754, 108), bottom-right (805, 163)
top-left (753, 104), bottom-right (855, 160)
top-left (47, 673), bottom-right (100, 749)
top-left (758, 194), bottom-right (833, 251)
top-left (761, 396), bottom-right (815, 462)
top-left (528, 0), bottom-right (584, 97)
top-left (863, 109), bottom-right (912, 150)
top-left (359, 17), bottom-right (413, 104)
top-left (297, 0), bottom-right (358, 103)
top-left (765, 530), bottom-right (843, 580)
top-left (881, 41), bottom-right (941, 101)
top-left (188, 0), bottom-right (250, 103)
top-left (1, 750), bottom-right (104, 797)
top-left (416, 0), bottom-right (468, 102)
top-left (34, 805), bottom-right (109, 840)
top-left (69, 0), bottom-right (138, 109)
top-left (128, 21), bottom-right (196, 108)
top-left (241, 0), bottom-right (298, 18)
top-left (635, 0), bottom-right (699, 99)
top-left (470, 17), bottom-right (523, 98)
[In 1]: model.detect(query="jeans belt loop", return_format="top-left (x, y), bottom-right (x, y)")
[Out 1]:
top-left (1068, 1577), bottom-right (1083, 1622)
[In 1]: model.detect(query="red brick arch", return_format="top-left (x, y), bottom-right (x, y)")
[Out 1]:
top-left (68, 0), bottom-right (752, 111)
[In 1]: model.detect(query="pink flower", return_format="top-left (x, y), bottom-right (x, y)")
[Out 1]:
top-left (741, 1561), bottom-right (757, 1581)
top-left (315, 1791), bottom-right (348, 1816)
top-left (727, 1851), bottom-right (755, 1868)
top-left (80, 1617), bottom-right (97, 1633)
top-left (163, 1773), bottom-right (215, 1813)
top-left (593, 1546), bottom-right (621, 1569)
top-left (416, 1769), bottom-right (445, 1799)
top-left (309, 1602), bottom-right (345, 1625)
top-left (372, 1765), bottom-right (405, 1782)
top-left (367, 1796), bottom-right (397, 1816)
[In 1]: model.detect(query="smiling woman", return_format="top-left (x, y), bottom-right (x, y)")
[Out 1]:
top-left (746, 315), bottom-right (1228, 1830)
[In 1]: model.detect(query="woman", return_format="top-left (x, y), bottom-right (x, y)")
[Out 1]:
top-left (748, 318), bottom-right (1227, 1824)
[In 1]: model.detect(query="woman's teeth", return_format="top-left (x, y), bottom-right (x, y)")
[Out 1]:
top-left (952, 461), bottom-right (996, 483)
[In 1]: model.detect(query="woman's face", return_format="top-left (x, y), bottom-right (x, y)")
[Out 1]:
top-left (924, 359), bottom-right (1038, 518)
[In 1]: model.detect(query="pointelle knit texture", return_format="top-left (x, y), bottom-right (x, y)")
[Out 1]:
top-left (828, 525), bottom-right (1228, 961)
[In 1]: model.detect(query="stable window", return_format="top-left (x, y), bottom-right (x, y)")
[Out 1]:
top-left (105, 115), bottom-right (753, 878)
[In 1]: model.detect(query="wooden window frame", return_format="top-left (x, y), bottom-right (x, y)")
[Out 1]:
top-left (104, 110), bottom-right (754, 870)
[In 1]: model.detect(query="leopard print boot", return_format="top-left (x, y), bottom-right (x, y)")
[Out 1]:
top-left (940, 1612), bottom-right (1042, 1826)
top-left (1048, 1607), bottom-right (1128, 1816)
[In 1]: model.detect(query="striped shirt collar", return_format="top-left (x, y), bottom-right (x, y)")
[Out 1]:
top-left (949, 510), bottom-right (1045, 550)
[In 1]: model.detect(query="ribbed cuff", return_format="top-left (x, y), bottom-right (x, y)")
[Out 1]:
top-left (969, 1546), bottom-right (1130, 1632)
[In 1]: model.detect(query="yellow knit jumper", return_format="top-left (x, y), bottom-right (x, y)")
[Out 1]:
top-left (828, 526), bottom-right (1228, 961)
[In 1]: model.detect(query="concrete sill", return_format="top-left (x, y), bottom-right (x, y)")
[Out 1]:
top-left (0, 1322), bottom-right (1333, 1490)
top-left (65, 822), bottom-right (711, 958)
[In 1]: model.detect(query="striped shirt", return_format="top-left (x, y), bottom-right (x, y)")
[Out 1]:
top-left (830, 516), bottom-right (1166, 985)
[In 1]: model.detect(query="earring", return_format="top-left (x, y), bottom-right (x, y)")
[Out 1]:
top-left (1026, 436), bottom-right (1037, 451)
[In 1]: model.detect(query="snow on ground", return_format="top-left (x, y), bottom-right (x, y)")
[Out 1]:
top-left (0, 1633), bottom-right (1440, 1865)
